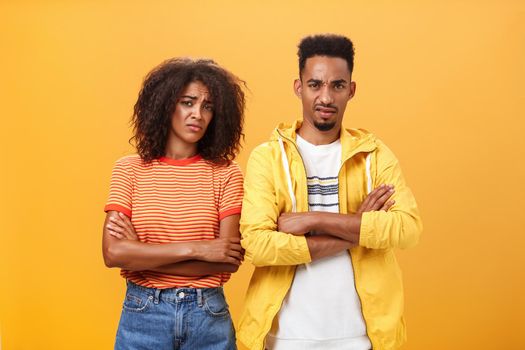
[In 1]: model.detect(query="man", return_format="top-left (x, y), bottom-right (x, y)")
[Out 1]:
top-left (238, 34), bottom-right (422, 350)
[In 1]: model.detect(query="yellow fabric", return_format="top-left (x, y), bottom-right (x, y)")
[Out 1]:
top-left (238, 120), bottom-right (423, 350)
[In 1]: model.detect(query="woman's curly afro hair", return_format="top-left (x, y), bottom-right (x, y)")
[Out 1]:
top-left (131, 58), bottom-right (245, 165)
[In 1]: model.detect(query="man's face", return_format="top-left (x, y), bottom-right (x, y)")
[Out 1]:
top-left (294, 55), bottom-right (356, 132)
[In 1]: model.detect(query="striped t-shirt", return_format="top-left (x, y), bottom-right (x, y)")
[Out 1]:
top-left (104, 154), bottom-right (243, 289)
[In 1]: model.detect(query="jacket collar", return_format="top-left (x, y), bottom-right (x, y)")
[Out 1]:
top-left (272, 119), bottom-right (377, 158)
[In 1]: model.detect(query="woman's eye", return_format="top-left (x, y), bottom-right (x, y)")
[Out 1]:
top-left (181, 100), bottom-right (193, 106)
top-left (204, 104), bottom-right (214, 111)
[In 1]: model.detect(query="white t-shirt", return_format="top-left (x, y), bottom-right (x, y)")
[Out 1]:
top-left (266, 134), bottom-right (371, 350)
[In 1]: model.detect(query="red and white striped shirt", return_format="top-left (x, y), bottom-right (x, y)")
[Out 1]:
top-left (104, 154), bottom-right (243, 289)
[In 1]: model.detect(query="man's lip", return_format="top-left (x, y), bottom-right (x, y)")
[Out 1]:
top-left (315, 106), bottom-right (337, 113)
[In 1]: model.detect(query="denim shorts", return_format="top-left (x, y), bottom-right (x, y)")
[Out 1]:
top-left (115, 281), bottom-right (236, 350)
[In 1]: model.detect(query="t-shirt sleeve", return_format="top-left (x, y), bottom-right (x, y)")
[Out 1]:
top-left (218, 162), bottom-right (244, 220)
top-left (104, 158), bottom-right (133, 217)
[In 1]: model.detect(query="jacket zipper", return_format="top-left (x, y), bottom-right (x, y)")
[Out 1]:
top-left (259, 130), bottom-right (310, 350)
top-left (337, 151), bottom-right (374, 347)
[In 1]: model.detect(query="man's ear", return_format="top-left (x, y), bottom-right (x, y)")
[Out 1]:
top-left (293, 79), bottom-right (302, 98)
top-left (348, 81), bottom-right (357, 101)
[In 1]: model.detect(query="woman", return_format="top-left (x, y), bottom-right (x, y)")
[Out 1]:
top-left (102, 58), bottom-right (245, 350)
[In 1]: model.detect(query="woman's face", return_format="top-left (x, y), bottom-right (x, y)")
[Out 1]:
top-left (168, 80), bottom-right (214, 149)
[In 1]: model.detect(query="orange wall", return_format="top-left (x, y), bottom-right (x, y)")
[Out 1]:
top-left (1, 1), bottom-right (524, 349)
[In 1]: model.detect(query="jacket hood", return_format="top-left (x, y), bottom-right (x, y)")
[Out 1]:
top-left (271, 119), bottom-right (378, 155)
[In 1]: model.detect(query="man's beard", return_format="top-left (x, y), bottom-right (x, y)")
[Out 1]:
top-left (314, 120), bottom-right (336, 131)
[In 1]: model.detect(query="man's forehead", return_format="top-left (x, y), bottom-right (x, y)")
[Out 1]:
top-left (302, 56), bottom-right (351, 80)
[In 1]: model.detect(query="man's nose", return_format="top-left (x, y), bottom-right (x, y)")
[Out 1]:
top-left (319, 85), bottom-right (334, 105)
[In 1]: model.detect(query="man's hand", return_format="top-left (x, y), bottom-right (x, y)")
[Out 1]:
top-left (106, 212), bottom-right (139, 241)
top-left (277, 212), bottom-right (313, 236)
top-left (357, 184), bottom-right (395, 214)
top-left (277, 184), bottom-right (395, 236)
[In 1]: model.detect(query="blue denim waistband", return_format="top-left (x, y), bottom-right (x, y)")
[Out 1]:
top-left (126, 280), bottom-right (223, 306)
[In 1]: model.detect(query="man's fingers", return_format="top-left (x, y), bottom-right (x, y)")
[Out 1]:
top-left (380, 200), bottom-right (395, 212)
top-left (358, 191), bottom-right (372, 212)
top-left (358, 184), bottom-right (396, 213)
top-left (361, 184), bottom-right (387, 211)
top-left (370, 187), bottom-right (395, 210)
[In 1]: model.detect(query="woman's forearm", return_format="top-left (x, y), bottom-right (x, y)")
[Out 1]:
top-left (103, 238), bottom-right (205, 271)
top-left (150, 261), bottom-right (239, 276)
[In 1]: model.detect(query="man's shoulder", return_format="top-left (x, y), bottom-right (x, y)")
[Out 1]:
top-left (344, 127), bottom-right (377, 142)
top-left (248, 140), bottom-right (278, 158)
top-left (344, 127), bottom-right (394, 151)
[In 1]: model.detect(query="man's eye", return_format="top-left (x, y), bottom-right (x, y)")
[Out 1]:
top-left (308, 83), bottom-right (319, 88)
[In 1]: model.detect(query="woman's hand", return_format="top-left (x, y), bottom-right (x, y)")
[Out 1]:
top-left (197, 237), bottom-right (244, 265)
top-left (106, 212), bottom-right (139, 241)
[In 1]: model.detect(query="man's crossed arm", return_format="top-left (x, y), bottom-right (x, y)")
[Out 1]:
top-left (277, 184), bottom-right (395, 261)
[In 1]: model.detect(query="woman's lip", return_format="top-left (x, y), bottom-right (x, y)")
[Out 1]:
top-left (187, 124), bottom-right (202, 131)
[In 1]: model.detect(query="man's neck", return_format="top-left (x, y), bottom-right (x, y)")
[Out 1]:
top-left (296, 123), bottom-right (340, 145)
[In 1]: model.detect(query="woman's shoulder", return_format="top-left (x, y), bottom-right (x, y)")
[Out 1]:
top-left (204, 159), bottom-right (243, 179)
top-left (114, 154), bottom-right (146, 168)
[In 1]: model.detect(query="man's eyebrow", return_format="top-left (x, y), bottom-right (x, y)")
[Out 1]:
top-left (306, 78), bottom-right (348, 85)
top-left (306, 78), bottom-right (323, 84)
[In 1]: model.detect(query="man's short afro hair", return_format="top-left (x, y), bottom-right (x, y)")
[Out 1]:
top-left (298, 34), bottom-right (355, 76)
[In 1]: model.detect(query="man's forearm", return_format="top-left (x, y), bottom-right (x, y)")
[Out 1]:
top-left (306, 234), bottom-right (355, 261)
top-left (150, 261), bottom-right (239, 276)
top-left (307, 212), bottom-right (361, 244)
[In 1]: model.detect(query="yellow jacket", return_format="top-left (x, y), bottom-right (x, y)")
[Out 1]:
top-left (238, 120), bottom-right (423, 350)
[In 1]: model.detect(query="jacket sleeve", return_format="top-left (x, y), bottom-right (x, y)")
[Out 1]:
top-left (240, 144), bottom-right (312, 267)
top-left (359, 140), bottom-right (423, 249)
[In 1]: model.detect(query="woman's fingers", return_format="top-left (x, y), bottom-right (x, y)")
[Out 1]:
top-left (108, 213), bottom-right (138, 240)
top-left (108, 229), bottom-right (124, 239)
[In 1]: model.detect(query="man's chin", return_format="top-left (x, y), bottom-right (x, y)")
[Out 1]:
top-left (313, 121), bottom-right (336, 131)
